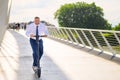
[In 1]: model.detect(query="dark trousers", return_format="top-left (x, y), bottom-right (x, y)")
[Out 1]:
top-left (30, 38), bottom-right (43, 66)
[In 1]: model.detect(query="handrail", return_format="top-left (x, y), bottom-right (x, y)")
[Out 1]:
top-left (47, 26), bottom-right (120, 33)
top-left (47, 26), bottom-right (120, 57)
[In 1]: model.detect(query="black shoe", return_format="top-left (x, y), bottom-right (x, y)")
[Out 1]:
top-left (32, 66), bottom-right (38, 73)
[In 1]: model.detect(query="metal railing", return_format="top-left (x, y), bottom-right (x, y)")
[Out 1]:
top-left (47, 26), bottom-right (120, 57)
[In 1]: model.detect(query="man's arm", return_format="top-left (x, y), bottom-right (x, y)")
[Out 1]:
top-left (26, 25), bottom-right (31, 37)
top-left (26, 25), bottom-right (35, 37)
top-left (40, 24), bottom-right (49, 37)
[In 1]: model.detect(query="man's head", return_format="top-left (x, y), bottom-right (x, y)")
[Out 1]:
top-left (34, 17), bottom-right (40, 25)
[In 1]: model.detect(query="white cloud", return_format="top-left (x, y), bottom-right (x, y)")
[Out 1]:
top-left (12, 0), bottom-right (39, 6)
top-left (10, 0), bottom-right (120, 26)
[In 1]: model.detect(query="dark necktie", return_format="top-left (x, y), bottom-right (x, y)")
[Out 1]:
top-left (36, 26), bottom-right (39, 41)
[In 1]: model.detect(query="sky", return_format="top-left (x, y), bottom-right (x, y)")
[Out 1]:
top-left (10, 0), bottom-right (120, 27)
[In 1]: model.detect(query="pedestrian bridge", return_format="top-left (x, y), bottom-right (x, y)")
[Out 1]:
top-left (0, 29), bottom-right (120, 80)
top-left (0, 0), bottom-right (120, 80)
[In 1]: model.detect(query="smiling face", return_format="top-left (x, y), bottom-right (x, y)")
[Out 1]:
top-left (34, 17), bottom-right (40, 25)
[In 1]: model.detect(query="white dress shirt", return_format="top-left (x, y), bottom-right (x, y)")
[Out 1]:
top-left (26, 22), bottom-right (48, 40)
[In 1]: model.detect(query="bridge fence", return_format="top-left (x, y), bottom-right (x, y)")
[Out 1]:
top-left (47, 27), bottom-right (120, 57)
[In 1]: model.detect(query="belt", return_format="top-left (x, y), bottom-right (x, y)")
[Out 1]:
top-left (30, 37), bottom-right (42, 40)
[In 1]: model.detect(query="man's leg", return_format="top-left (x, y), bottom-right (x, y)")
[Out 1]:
top-left (30, 38), bottom-right (38, 67)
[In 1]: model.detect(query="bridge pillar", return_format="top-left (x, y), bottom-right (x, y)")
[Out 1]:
top-left (0, 0), bottom-right (12, 45)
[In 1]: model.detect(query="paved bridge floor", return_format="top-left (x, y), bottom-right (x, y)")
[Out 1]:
top-left (0, 30), bottom-right (120, 80)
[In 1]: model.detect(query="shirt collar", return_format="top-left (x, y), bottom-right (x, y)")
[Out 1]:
top-left (33, 23), bottom-right (41, 27)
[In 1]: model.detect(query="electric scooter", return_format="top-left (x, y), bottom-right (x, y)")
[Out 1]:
top-left (36, 35), bottom-right (41, 78)
top-left (34, 35), bottom-right (46, 78)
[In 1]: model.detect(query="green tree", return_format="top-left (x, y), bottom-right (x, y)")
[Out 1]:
top-left (54, 2), bottom-right (111, 30)
top-left (113, 23), bottom-right (120, 31)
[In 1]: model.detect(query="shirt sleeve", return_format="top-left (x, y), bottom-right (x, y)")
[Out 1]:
top-left (44, 26), bottom-right (49, 35)
top-left (26, 25), bottom-right (31, 37)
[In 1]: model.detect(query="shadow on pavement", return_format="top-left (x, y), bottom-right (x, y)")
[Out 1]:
top-left (0, 30), bottom-right (70, 80)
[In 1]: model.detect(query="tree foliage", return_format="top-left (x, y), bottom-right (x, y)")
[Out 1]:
top-left (54, 2), bottom-right (111, 29)
top-left (113, 23), bottom-right (120, 31)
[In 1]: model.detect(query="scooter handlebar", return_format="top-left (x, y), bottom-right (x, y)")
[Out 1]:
top-left (34, 35), bottom-right (47, 37)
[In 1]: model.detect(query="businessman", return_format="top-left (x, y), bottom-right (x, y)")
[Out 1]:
top-left (26, 17), bottom-right (48, 71)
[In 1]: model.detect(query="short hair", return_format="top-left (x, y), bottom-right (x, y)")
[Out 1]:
top-left (34, 16), bottom-right (40, 19)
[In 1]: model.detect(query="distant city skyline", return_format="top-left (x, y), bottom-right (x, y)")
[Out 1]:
top-left (10, 0), bottom-right (120, 27)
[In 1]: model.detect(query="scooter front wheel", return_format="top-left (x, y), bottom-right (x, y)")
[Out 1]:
top-left (37, 68), bottom-right (41, 78)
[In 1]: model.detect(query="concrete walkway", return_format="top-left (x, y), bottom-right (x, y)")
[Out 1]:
top-left (0, 29), bottom-right (120, 80)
